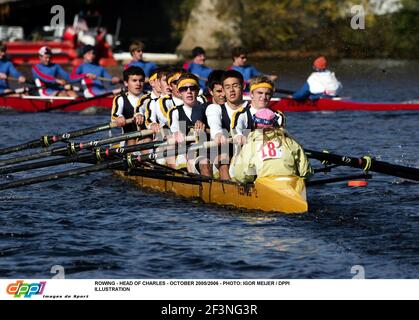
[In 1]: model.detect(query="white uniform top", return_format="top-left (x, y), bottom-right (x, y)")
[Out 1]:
top-left (156, 95), bottom-right (184, 127)
top-left (113, 92), bottom-right (144, 118)
top-left (307, 70), bottom-right (342, 96)
top-left (169, 105), bottom-right (193, 133)
top-left (142, 91), bottom-right (160, 128)
top-left (206, 102), bottom-right (245, 140)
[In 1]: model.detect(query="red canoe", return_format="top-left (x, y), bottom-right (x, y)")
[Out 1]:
top-left (1, 96), bottom-right (419, 113)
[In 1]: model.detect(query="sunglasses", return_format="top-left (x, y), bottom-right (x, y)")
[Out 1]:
top-left (179, 85), bottom-right (199, 93)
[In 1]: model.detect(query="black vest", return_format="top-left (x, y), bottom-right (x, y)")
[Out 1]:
top-left (177, 105), bottom-right (194, 131)
top-left (121, 94), bottom-right (141, 133)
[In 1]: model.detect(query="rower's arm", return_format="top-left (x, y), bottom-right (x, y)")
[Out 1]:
top-left (168, 108), bottom-right (180, 133)
top-left (205, 104), bottom-right (223, 140)
top-left (6, 62), bottom-right (22, 79)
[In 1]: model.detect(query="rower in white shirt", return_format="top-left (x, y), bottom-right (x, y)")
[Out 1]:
top-left (231, 76), bottom-right (285, 146)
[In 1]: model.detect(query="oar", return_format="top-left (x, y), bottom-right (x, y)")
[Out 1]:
top-left (306, 149), bottom-right (419, 182)
top-left (0, 135), bottom-right (198, 175)
top-left (0, 160), bottom-right (124, 191)
top-left (0, 119), bottom-right (132, 156)
top-left (0, 128), bottom-right (153, 168)
top-left (0, 138), bottom-right (218, 190)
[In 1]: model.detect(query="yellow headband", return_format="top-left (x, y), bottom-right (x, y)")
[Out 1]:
top-left (167, 73), bottom-right (182, 85)
top-left (250, 83), bottom-right (274, 93)
top-left (149, 73), bottom-right (157, 81)
top-left (177, 78), bottom-right (199, 89)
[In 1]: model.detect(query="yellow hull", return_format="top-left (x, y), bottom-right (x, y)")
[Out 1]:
top-left (114, 171), bottom-right (308, 214)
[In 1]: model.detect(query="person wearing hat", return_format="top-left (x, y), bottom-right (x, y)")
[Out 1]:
top-left (70, 45), bottom-right (121, 98)
top-left (32, 46), bottom-right (78, 97)
top-left (231, 76), bottom-right (285, 145)
top-left (183, 47), bottom-right (213, 91)
top-left (233, 108), bottom-right (313, 185)
top-left (0, 42), bottom-right (26, 95)
top-left (157, 68), bottom-right (184, 127)
top-left (292, 56), bottom-right (342, 101)
top-left (124, 41), bottom-right (158, 80)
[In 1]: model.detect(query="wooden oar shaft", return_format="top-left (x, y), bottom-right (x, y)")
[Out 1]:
top-left (306, 149), bottom-right (419, 182)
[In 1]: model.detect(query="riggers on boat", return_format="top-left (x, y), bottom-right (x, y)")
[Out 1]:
top-left (2, 95), bottom-right (419, 113)
top-left (114, 170), bottom-right (308, 214)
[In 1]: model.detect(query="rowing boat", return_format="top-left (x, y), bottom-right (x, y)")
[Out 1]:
top-left (114, 171), bottom-right (308, 214)
top-left (1, 96), bottom-right (419, 113)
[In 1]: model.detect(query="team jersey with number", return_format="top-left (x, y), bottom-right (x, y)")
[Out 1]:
top-left (233, 130), bottom-right (313, 184)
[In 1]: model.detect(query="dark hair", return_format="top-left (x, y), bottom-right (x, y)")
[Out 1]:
top-left (192, 46), bottom-right (206, 58)
top-left (206, 70), bottom-right (225, 90)
top-left (123, 66), bottom-right (145, 82)
top-left (157, 67), bottom-right (170, 80)
top-left (221, 70), bottom-right (244, 86)
top-left (231, 46), bottom-right (248, 59)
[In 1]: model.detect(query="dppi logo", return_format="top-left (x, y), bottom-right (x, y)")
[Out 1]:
top-left (6, 280), bottom-right (46, 298)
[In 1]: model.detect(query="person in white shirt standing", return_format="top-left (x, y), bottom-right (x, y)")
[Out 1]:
top-left (292, 56), bottom-right (342, 101)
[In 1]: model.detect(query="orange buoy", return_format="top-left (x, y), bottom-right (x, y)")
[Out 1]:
top-left (348, 180), bottom-right (369, 188)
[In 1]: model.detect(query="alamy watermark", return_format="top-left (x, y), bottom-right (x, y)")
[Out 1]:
top-left (351, 265), bottom-right (366, 279)
top-left (351, 5), bottom-right (366, 30)
top-left (50, 5), bottom-right (65, 29)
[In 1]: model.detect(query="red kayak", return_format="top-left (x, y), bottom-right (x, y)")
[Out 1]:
top-left (1, 96), bottom-right (419, 113)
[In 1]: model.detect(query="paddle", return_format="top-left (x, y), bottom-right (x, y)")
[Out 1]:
top-left (0, 119), bottom-right (132, 156)
top-left (0, 138), bottom-right (219, 190)
top-left (0, 128), bottom-right (153, 168)
top-left (305, 149), bottom-right (419, 182)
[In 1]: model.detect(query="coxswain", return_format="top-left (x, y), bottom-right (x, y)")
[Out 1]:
top-left (0, 42), bottom-right (26, 96)
top-left (231, 76), bottom-right (285, 145)
top-left (32, 46), bottom-right (78, 97)
top-left (229, 47), bottom-right (277, 88)
top-left (292, 56), bottom-right (342, 101)
top-left (183, 47), bottom-right (213, 91)
top-left (111, 66), bottom-right (147, 146)
top-left (124, 41), bottom-right (158, 80)
top-left (233, 108), bottom-right (313, 184)
top-left (71, 45), bottom-right (121, 98)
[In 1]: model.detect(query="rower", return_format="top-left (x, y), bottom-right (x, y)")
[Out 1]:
top-left (124, 41), bottom-right (158, 81)
top-left (233, 108), bottom-right (313, 184)
top-left (205, 70), bottom-right (247, 180)
top-left (292, 56), bottom-right (342, 101)
top-left (141, 69), bottom-right (162, 129)
top-left (158, 69), bottom-right (184, 126)
top-left (229, 47), bottom-right (277, 89)
top-left (111, 66), bottom-right (147, 146)
top-left (183, 47), bottom-right (213, 91)
top-left (32, 46), bottom-right (78, 97)
top-left (192, 70), bottom-right (226, 129)
top-left (231, 76), bottom-right (285, 146)
top-left (71, 45), bottom-right (121, 98)
top-left (0, 42), bottom-right (26, 96)
top-left (167, 73), bottom-right (211, 176)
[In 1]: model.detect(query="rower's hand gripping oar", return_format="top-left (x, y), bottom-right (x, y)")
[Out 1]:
top-left (0, 119), bottom-right (134, 156)
top-left (306, 149), bottom-right (419, 182)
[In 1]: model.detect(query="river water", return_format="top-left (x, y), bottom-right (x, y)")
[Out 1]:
top-left (0, 60), bottom-right (418, 279)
